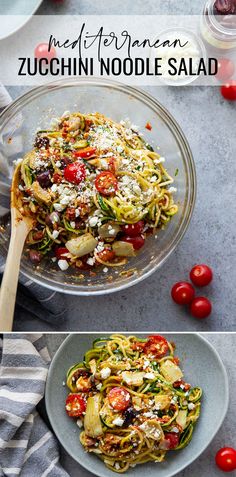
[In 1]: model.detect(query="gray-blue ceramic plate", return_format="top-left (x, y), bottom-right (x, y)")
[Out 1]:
top-left (0, 0), bottom-right (43, 40)
top-left (45, 334), bottom-right (229, 477)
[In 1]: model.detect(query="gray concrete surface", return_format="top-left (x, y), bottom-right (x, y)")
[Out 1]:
top-left (45, 333), bottom-right (236, 477)
top-left (6, 0), bottom-right (236, 332)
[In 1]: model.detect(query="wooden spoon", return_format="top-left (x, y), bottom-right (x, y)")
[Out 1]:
top-left (0, 164), bottom-right (36, 331)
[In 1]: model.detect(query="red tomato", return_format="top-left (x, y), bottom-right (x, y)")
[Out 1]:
top-left (216, 58), bottom-right (235, 81)
top-left (97, 248), bottom-right (116, 262)
top-left (64, 162), bottom-right (86, 185)
top-left (190, 264), bottom-right (213, 287)
top-left (215, 447), bottom-right (236, 472)
top-left (190, 297), bottom-right (212, 319)
top-left (55, 247), bottom-right (69, 259)
top-left (108, 387), bottom-right (131, 411)
top-left (95, 172), bottom-right (118, 196)
top-left (221, 80), bottom-right (236, 100)
top-left (121, 221), bottom-right (144, 237)
top-left (171, 282), bottom-right (195, 305)
top-left (53, 173), bottom-right (62, 184)
top-left (107, 157), bottom-right (116, 174)
top-left (122, 235), bottom-right (145, 250)
top-left (34, 43), bottom-right (56, 61)
top-left (65, 393), bottom-right (86, 417)
top-left (145, 122), bottom-right (152, 131)
top-left (144, 335), bottom-right (169, 358)
top-left (164, 432), bottom-right (179, 449)
top-left (73, 147), bottom-right (97, 159)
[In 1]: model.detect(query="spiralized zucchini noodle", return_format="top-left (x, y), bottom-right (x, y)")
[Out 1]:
top-left (16, 112), bottom-right (178, 272)
top-left (65, 334), bottom-right (202, 473)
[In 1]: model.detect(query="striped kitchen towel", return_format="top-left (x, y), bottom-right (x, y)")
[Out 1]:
top-left (0, 334), bottom-right (70, 477)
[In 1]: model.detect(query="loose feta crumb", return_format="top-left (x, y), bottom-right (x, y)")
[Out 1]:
top-left (117, 145), bottom-right (123, 153)
top-left (53, 203), bottom-right (64, 212)
top-left (103, 267), bottom-right (108, 273)
top-left (51, 257), bottom-right (57, 263)
top-left (113, 417), bottom-right (124, 427)
top-left (70, 221), bottom-right (76, 228)
top-left (52, 230), bottom-right (59, 239)
top-left (100, 367), bottom-right (111, 379)
top-left (96, 383), bottom-right (102, 391)
top-left (13, 157), bottom-right (23, 165)
top-left (76, 419), bottom-right (83, 428)
top-left (115, 463), bottom-right (120, 470)
top-left (144, 372), bottom-right (155, 380)
top-left (188, 403), bottom-right (195, 410)
top-left (88, 216), bottom-right (98, 227)
top-left (55, 161), bottom-right (61, 167)
top-left (18, 184), bottom-right (24, 191)
top-left (168, 187), bottom-right (177, 193)
top-left (51, 184), bottom-right (58, 193)
top-left (87, 257), bottom-right (96, 266)
top-left (171, 426), bottom-right (180, 433)
top-left (154, 156), bottom-right (165, 164)
top-left (58, 259), bottom-right (69, 271)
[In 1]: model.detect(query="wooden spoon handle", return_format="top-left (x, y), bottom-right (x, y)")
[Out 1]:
top-left (0, 221), bottom-right (28, 331)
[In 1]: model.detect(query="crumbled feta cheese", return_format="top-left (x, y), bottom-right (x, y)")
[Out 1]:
top-left (87, 257), bottom-right (96, 266)
top-left (51, 184), bottom-right (58, 193)
top-left (52, 230), bottom-right (59, 239)
top-left (55, 161), bottom-right (61, 167)
top-left (18, 184), bottom-right (24, 191)
top-left (75, 209), bottom-right (80, 217)
top-left (88, 216), bottom-right (98, 227)
top-left (76, 419), bottom-right (83, 428)
top-left (117, 145), bottom-right (123, 153)
top-left (53, 203), bottom-right (64, 212)
top-left (154, 156), bottom-right (165, 164)
top-left (144, 372), bottom-right (155, 380)
top-left (13, 157), bottom-right (23, 165)
top-left (171, 426), bottom-right (180, 433)
top-left (96, 383), bottom-right (102, 391)
top-left (51, 257), bottom-right (57, 263)
top-left (168, 187), bottom-right (177, 193)
top-left (103, 267), bottom-right (108, 273)
top-left (113, 417), bottom-right (124, 427)
top-left (58, 259), bottom-right (69, 271)
top-left (70, 221), bottom-right (76, 228)
top-left (188, 403), bottom-right (195, 410)
top-left (100, 367), bottom-right (111, 379)
top-left (115, 463), bottom-right (120, 470)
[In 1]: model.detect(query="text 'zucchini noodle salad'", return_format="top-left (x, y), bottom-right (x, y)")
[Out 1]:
top-left (15, 112), bottom-right (178, 273)
top-left (65, 335), bottom-right (202, 473)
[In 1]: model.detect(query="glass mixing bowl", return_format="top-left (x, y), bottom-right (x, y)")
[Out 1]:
top-left (0, 78), bottom-right (196, 295)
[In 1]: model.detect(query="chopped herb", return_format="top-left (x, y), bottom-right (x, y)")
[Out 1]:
top-left (175, 168), bottom-right (179, 177)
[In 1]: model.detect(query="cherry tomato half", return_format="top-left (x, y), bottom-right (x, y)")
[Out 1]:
top-left (65, 393), bottom-right (86, 417)
top-left (221, 80), bottom-right (236, 101)
top-left (144, 335), bottom-right (169, 358)
top-left (171, 282), bottom-right (195, 305)
top-left (190, 264), bottom-right (213, 287)
top-left (122, 235), bottom-right (145, 250)
top-left (34, 43), bottom-right (56, 61)
top-left (73, 147), bottom-right (97, 159)
top-left (95, 171), bottom-right (118, 196)
top-left (216, 58), bottom-right (235, 81)
top-left (164, 432), bottom-right (179, 450)
top-left (55, 247), bottom-right (69, 259)
top-left (96, 248), bottom-right (116, 262)
top-left (190, 297), bottom-right (212, 319)
top-left (108, 387), bottom-right (131, 411)
top-left (215, 447), bottom-right (236, 472)
top-left (64, 162), bottom-right (86, 185)
top-left (121, 221), bottom-right (144, 237)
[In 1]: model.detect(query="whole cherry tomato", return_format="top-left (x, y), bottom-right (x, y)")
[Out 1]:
top-left (64, 162), bottom-right (86, 185)
top-left (190, 297), bottom-right (212, 319)
top-left (216, 58), bottom-right (235, 81)
top-left (95, 171), bottom-right (118, 196)
top-left (144, 335), bottom-right (169, 358)
top-left (34, 43), bottom-right (56, 61)
top-left (164, 432), bottom-right (179, 449)
top-left (121, 221), bottom-right (144, 237)
top-left (221, 80), bottom-right (236, 100)
top-left (190, 264), bottom-right (213, 287)
top-left (122, 235), bottom-right (145, 250)
top-left (171, 282), bottom-right (195, 305)
top-left (55, 247), bottom-right (69, 259)
top-left (65, 394), bottom-right (86, 417)
top-left (73, 147), bottom-right (97, 159)
top-left (108, 387), bottom-right (131, 411)
top-left (215, 447), bottom-right (236, 472)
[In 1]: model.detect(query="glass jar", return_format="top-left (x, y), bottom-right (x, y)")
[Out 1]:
top-left (201, 0), bottom-right (236, 50)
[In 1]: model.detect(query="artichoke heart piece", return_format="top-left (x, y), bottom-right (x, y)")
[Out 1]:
top-left (66, 233), bottom-right (97, 257)
top-left (154, 394), bottom-right (171, 411)
top-left (112, 241), bottom-right (135, 257)
top-left (139, 419), bottom-right (164, 441)
top-left (159, 360), bottom-right (183, 384)
top-left (31, 181), bottom-right (52, 205)
top-left (84, 394), bottom-right (104, 438)
top-left (121, 371), bottom-right (145, 386)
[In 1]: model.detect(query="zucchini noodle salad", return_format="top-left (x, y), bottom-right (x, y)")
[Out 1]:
top-left (15, 111), bottom-right (178, 273)
top-left (65, 334), bottom-right (202, 473)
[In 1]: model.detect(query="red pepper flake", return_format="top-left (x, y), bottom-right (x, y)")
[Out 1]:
top-left (145, 122), bottom-right (152, 131)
